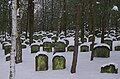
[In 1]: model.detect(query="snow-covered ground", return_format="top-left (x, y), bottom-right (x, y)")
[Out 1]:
top-left (0, 41), bottom-right (120, 79)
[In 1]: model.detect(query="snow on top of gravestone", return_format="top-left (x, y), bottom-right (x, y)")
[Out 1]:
top-left (22, 42), bottom-right (27, 46)
top-left (94, 43), bottom-right (110, 49)
top-left (31, 42), bottom-right (40, 46)
top-left (21, 36), bottom-right (25, 40)
top-left (17, 8), bottom-right (20, 17)
top-left (80, 42), bottom-right (91, 47)
top-left (33, 33), bottom-right (38, 36)
top-left (4, 43), bottom-right (11, 47)
top-left (96, 2), bottom-right (100, 4)
top-left (53, 53), bottom-right (64, 57)
top-left (47, 33), bottom-right (53, 35)
top-left (43, 38), bottom-right (53, 42)
top-left (22, 31), bottom-right (26, 34)
top-left (60, 31), bottom-right (64, 35)
top-left (2, 41), bottom-right (9, 44)
top-left (112, 5), bottom-right (119, 11)
top-left (117, 35), bottom-right (120, 38)
top-left (57, 39), bottom-right (66, 44)
top-left (104, 37), bottom-right (113, 41)
top-left (41, 31), bottom-right (46, 34)
top-left (101, 62), bottom-right (118, 68)
top-left (5, 53), bottom-right (10, 57)
top-left (88, 34), bottom-right (94, 37)
top-left (35, 51), bottom-right (47, 56)
top-left (52, 34), bottom-right (57, 37)
top-left (8, 1), bottom-right (11, 5)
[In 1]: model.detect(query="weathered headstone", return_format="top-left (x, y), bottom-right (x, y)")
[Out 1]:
top-left (80, 45), bottom-right (89, 52)
top-left (54, 42), bottom-right (66, 52)
top-left (31, 43), bottom-right (40, 53)
top-left (52, 54), bottom-right (66, 70)
top-left (43, 42), bottom-right (52, 52)
top-left (67, 45), bottom-right (74, 52)
top-left (93, 44), bottom-right (110, 58)
top-left (35, 52), bottom-right (48, 71)
top-left (101, 63), bottom-right (118, 74)
top-left (115, 46), bottom-right (120, 51)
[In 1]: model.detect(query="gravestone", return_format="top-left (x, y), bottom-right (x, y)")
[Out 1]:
top-left (31, 43), bottom-right (40, 53)
top-left (104, 38), bottom-right (113, 51)
top-left (43, 42), bottom-right (52, 52)
top-left (64, 39), bottom-right (69, 47)
top-left (54, 42), bottom-right (66, 52)
top-left (117, 36), bottom-right (120, 41)
top-left (2, 42), bottom-right (9, 49)
top-left (80, 45), bottom-right (89, 52)
top-left (93, 44), bottom-right (110, 58)
top-left (101, 64), bottom-right (118, 74)
top-left (5, 54), bottom-right (10, 61)
top-left (52, 55), bottom-right (66, 70)
top-left (67, 45), bottom-right (74, 52)
top-left (33, 34), bottom-right (38, 40)
top-left (38, 35), bottom-right (43, 40)
top-left (4, 43), bottom-right (11, 55)
top-left (35, 53), bottom-right (48, 71)
top-left (115, 46), bottom-right (120, 51)
top-left (51, 36), bottom-right (58, 42)
top-left (88, 35), bottom-right (95, 42)
top-left (22, 43), bottom-right (27, 49)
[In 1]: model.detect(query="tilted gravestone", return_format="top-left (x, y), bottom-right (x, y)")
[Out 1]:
top-left (35, 53), bottom-right (48, 71)
top-left (64, 39), bottom-right (69, 47)
top-left (101, 63), bottom-right (118, 74)
top-left (52, 54), bottom-right (66, 70)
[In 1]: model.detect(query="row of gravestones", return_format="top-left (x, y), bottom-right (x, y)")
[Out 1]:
top-left (80, 43), bottom-right (111, 58)
top-left (1, 41), bottom-right (117, 61)
top-left (31, 40), bottom-right (74, 53)
top-left (2, 38), bottom-right (120, 61)
top-left (35, 53), bottom-right (66, 71)
top-left (36, 53), bottom-right (118, 74)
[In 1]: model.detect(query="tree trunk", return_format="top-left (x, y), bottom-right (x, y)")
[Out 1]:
top-left (51, 0), bottom-right (54, 31)
top-left (9, 0), bottom-right (17, 79)
top-left (81, 0), bottom-right (85, 43)
top-left (63, 0), bottom-right (67, 36)
top-left (90, 0), bottom-right (96, 61)
top-left (28, 0), bottom-right (34, 45)
top-left (41, 0), bottom-right (46, 31)
top-left (70, 3), bottom-right (80, 73)
top-left (58, 0), bottom-right (62, 34)
top-left (15, 0), bottom-right (22, 64)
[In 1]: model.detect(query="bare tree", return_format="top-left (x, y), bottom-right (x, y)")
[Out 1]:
top-left (9, 0), bottom-right (17, 79)
top-left (28, 0), bottom-right (34, 45)
top-left (70, 3), bottom-right (80, 73)
top-left (16, 0), bottom-right (24, 64)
